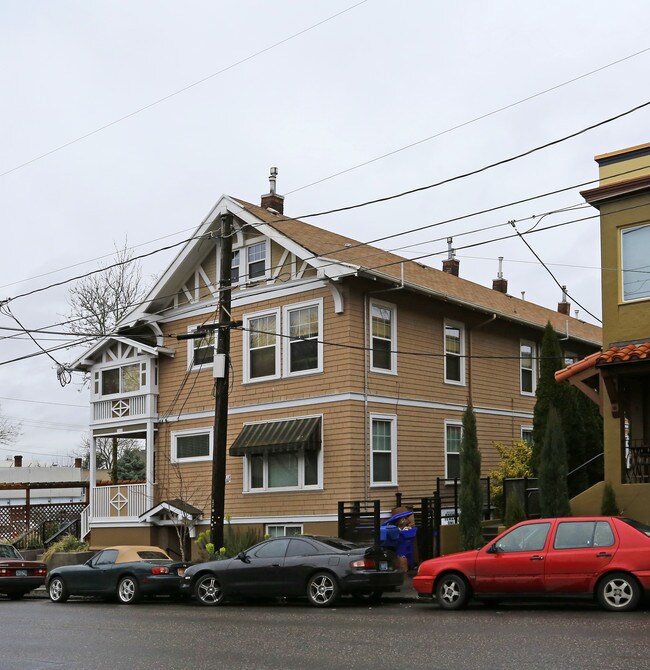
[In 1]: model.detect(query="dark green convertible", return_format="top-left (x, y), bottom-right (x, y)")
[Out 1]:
top-left (46, 545), bottom-right (188, 604)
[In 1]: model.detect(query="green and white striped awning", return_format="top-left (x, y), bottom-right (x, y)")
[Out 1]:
top-left (229, 417), bottom-right (321, 457)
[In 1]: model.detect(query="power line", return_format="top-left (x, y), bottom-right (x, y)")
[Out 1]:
top-left (293, 99), bottom-right (650, 220)
top-left (286, 46), bottom-right (650, 195)
top-left (0, 396), bottom-right (86, 409)
top-left (0, 1), bottom-right (369, 179)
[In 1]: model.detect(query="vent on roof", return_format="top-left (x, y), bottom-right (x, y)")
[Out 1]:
top-left (492, 256), bottom-right (508, 294)
top-left (442, 237), bottom-right (459, 276)
top-left (261, 166), bottom-right (285, 215)
top-left (558, 285), bottom-right (571, 315)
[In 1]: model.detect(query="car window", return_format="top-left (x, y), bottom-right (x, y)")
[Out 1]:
top-left (0, 544), bottom-right (21, 559)
top-left (310, 536), bottom-right (361, 551)
top-left (620, 517), bottom-right (650, 537)
top-left (92, 549), bottom-right (118, 566)
top-left (286, 539), bottom-right (320, 557)
top-left (252, 539), bottom-right (290, 559)
top-left (554, 521), bottom-right (615, 549)
top-left (136, 551), bottom-right (169, 560)
top-left (495, 523), bottom-right (551, 553)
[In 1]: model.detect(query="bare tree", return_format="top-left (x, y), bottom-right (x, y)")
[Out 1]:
top-left (156, 463), bottom-right (211, 561)
top-left (74, 435), bottom-right (145, 480)
top-left (0, 404), bottom-right (21, 446)
top-left (66, 239), bottom-right (144, 339)
top-left (66, 240), bottom-right (146, 483)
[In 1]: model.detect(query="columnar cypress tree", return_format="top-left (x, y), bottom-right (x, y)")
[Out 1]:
top-left (539, 404), bottom-right (571, 517)
top-left (532, 322), bottom-right (564, 473)
top-left (459, 402), bottom-right (483, 550)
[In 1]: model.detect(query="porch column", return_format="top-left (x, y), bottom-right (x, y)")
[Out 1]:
top-left (146, 421), bottom-right (155, 507)
top-left (90, 434), bottom-right (97, 517)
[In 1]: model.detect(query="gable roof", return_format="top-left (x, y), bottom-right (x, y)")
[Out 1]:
top-left (113, 194), bottom-right (601, 347)
top-left (233, 199), bottom-right (602, 346)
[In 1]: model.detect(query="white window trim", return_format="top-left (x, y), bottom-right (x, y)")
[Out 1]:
top-left (282, 298), bottom-right (324, 378)
top-left (621, 223), bottom-right (650, 303)
top-left (187, 324), bottom-right (215, 371)
top-left (369, 299), bottom-right (397, 375)
top-left (369, 413), bottom-right (398, 487)
top-left (444, 419), bottom-right (463, 480)
top-left (520, 339), bottom-right (537, 396)
top-left (171, 427), bottom-right (213, 464)
top-left (521, 426), bottom-right (534, 445)
top-left (443, 319), bottom-right (466, 386)
top-left (242, 415), bottom-right (323, 493)
top-left (94, 361), bottom-right (147, 400)
top-left (231, 237), bottom-right (271, 286)
top-left (242, 308), bottom-right (281, 384)
top-left (266, 523), bottom-right (304, 537)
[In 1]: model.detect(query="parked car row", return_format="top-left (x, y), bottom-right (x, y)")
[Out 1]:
top-left (3, 516), bottom-right (650, 612)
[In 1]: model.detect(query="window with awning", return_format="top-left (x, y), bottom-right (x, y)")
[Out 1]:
top-left (230, 417), bottom-right (322, 491)
top-left (229, 416), bottom-right (321, 456)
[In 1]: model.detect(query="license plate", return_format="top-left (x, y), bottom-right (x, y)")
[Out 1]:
top-left (15, 570), bottom-right (27, 577)
top-left (378, 561), bottom-right (389, 572)
top-left (177, 568), bottom-right (185, 577)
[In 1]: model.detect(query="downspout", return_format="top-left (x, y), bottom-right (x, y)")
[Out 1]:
top-left (468, 313), bottom-right (497, 402)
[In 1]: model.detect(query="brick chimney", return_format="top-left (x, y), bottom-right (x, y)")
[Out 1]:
top-left (14, 455), bottom-right (22, 467)
top-left (442, 237), bottom-right (459, 276)
top-left (260, 166), bottom-right (284, 214)
top-left (492, 256), bottom-right (508, 293)
top-left (558, 285), bottom-right (571, 315)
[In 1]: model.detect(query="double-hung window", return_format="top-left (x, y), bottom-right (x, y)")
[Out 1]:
top-left (370, 300), bottom-right (396, 373)
top-left (445, 421), bottom-right (462, 479)
top-left (232, 240), bottom-right (269, 285)
top-left (520, 340), bottom-right (536, 395)
top-left (244, 310), bottom-right (280, 382)
top-left (188, 326), bottom-right (215, 370)
top-left (621, 224), bottom-right (650, 302)
top-left (444, 320), bottom-right (465, 384)
top-left (172, 429), bottom-right (212, 463)
top-left (370, 414), bottom-right (397, 486)
top-left (284, 300), bottom-right (323, 375)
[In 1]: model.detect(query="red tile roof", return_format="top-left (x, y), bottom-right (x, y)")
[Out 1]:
top-left (555, 341), bottom-right (650, 382)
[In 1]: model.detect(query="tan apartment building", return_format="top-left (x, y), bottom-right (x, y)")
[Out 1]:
top-left (559, 143), bottom-right (650, 523)
top-left (71, 179), bottom-right (601, 554)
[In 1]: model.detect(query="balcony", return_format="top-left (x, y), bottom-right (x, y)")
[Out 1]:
top-left (91, 483), bottom-right (152, 521)
top-left (91, 393), bottom-right (158, 424)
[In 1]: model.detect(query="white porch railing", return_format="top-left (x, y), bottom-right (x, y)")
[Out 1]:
top-left (91, 483), bottom-right (151, 520)
top-left (80, 505), bottom-right (90, 539)
top-left (92, 394), bottom-right (157, 423)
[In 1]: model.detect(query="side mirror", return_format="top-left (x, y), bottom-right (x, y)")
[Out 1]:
top-left (487, 543), bottom-right (501, 554)
top-left (236, 551), bottom-right (250, 563)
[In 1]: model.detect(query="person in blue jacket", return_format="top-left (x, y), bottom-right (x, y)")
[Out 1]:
top-left (382, 508), bottom-right (417, 571)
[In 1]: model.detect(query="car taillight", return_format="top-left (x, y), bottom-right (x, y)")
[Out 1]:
top-left (151, 566), bottom-right (170, 575)
top-left (0, 568), bottom-right (8, 575)
top-left (37, 568), bottom-right (47, 576)
top-left (350, 558), bottom-right (376, 569)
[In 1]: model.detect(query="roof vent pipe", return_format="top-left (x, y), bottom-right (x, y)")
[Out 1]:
top-left (558, 285), bottom-right (571, 315)
top-left (492, 256), bottom-right (508, 293)
top-left (442, 237), bottom-right (460, 276)
top-left (261, 166), bottom-right (285, 214)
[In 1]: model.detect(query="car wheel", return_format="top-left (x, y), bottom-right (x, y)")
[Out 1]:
top-left (597, 572), bottom-right (640, 612)
top-left (306, 572), bottom-right (340, 608)
top-left (194, 574), bottom-right (224, 606)
top-left (117, 576), bottom-right (141, 605)
top-left (435, 573), bottom-right (470, 610)
top-left (48, 577), bottom-right (69, 603)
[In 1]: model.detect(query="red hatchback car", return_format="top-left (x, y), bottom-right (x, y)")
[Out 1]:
top-left (414, 516), bottom-right (650, 612)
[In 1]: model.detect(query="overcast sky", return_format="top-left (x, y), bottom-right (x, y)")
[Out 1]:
top-left (2, 0), bottom-right (649, 464)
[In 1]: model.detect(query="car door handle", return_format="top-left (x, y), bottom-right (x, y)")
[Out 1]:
top-left (272, 563), bottom-right (281, 567)
top-left (595, 552), bottom-right (612, 558)
top-left (530, 555), bottom-right (544, 561)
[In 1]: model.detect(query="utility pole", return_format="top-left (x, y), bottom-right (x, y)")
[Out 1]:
top-left (211, 212), bottom-right (233, 550)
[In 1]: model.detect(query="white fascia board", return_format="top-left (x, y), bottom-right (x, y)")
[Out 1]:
top-left (69, 336), bottom-right (168, 371)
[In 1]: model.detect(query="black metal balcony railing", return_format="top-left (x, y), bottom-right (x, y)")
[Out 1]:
top-left (626, 440), bottom-right (650, 484)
